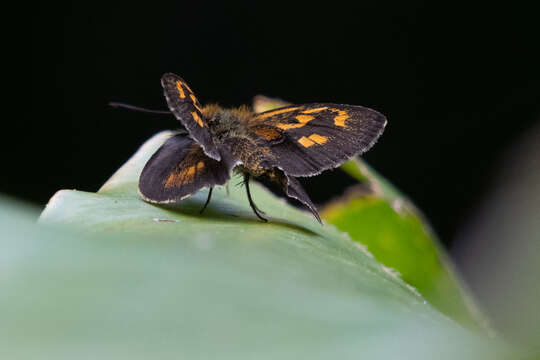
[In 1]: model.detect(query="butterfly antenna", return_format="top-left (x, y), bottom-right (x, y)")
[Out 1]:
top-left (108, 102), bottom-right (172, 115)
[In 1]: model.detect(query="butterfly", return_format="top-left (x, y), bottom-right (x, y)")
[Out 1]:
top-left (137, 73), bottom-right (387, 223)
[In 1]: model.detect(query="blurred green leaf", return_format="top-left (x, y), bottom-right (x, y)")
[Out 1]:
top-left (252, 94), bottom-right (291, 113)
top-left (454, 124), bottom-right (540, 351)
top-left (323, 158), bottom-right (489, 331)
top-left (1, 132), bottom-right (512, 359)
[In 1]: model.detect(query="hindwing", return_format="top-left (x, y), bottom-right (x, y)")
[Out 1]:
top-left (138, 133), bottom-right (232, 203)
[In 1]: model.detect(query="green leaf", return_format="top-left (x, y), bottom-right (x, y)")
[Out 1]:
top-left (11, 131), bottom-right (513, 359)
top-left (323, 158), bottom-right (489, 331)
top-left (252, 94), bottom-right (291, 113)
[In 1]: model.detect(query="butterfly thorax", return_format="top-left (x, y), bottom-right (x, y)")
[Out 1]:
top-left (202, 104), bottom-right (254, 141)
top-left (199, 104), bottom-right (275, 176)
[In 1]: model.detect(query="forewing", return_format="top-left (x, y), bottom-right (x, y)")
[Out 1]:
top-left (251, 103), bottom-right (387, 177)
top-left (139, 133), bottom-right (231, 204)
top-left (161, 73), bottom-right (220, 160)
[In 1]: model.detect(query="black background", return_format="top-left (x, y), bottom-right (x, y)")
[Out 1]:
top-left (24, 1), bottom-right (540, 247)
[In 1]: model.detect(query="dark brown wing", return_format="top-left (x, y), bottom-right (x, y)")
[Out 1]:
top-left (161, 73), bottom-right (221, 160)
top-left (250, 103), bottom-right (387, 177)
top-left (139, 133), bottom-right (232, 204)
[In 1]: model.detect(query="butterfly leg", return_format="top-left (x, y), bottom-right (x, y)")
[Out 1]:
top-left (241, 174), bottom-right (265, 215)
top-left (199, 187), bottom-right (213, 214)
top-left (243, 174), bottom-right (268, 222)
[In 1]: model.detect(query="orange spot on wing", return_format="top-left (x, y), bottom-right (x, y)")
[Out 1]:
top-left (253, 127), bottom-right (281, 140)
top-left (176, 81), bottom-right (186, 99)
top-left (295, 114), bottom-right (314, 122)
top-left (298, 136), bottom-right (315, 147)
top-left (308, 133), bottom-right (327, 144)
top-left (185, 166), bottom-right (196, 179)
top-left (302, 106), bottom-right (328, 114)
top-left (256, 106), bottom-right (302, 119)
top-left (189, 94), bottom-right (203, 112)
top-left (277, 124), bottom-right (300, 130)
top-left (192, 112), bottom-right (205, 127)
top-left (164, 165), bottom-right (196, 188)
top-left (164, 173), bottom-right (176, 188)
top-left (330, 108), bottom-right (349, 127)
top-left (298, 133), bottom-right (327, 148)
top-left (277, 114), bottom-right (315, 130)
top-left (196, 161), bottom-right (205, 171)
top-left (334, 114), bottom-right (349, 127)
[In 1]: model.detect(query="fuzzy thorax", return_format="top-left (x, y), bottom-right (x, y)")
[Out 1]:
top-left (202, 104), bottom-right (257, 144)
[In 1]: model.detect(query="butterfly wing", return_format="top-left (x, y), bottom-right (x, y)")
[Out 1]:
top-left (161, 73), bottom-right (221, 160)
top-left (250, 103), bottom-right (387, 176)
top-left (139, 133), bottom-right (232, 204)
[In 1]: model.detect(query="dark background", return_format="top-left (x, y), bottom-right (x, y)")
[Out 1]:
top-left (24, 1), bottom-right (539, 247)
